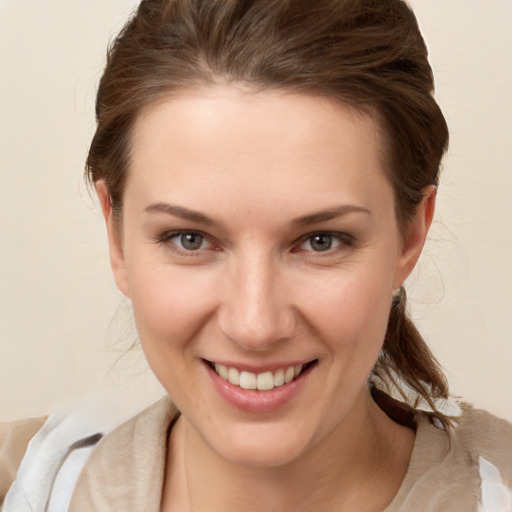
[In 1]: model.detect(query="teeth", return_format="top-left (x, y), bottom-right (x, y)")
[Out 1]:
top-left (215, 363), bottom-right (228, 380)
top-left (228, 367), bottom-right (240, 386)
top-left (239, 371), bottom-right (257, 390)
top-left (257, 371), bottom-right (275, 391)
top-left (274, 368), bottom-right (285, 387)
top-left (213, 363), bottom-right (307, 391)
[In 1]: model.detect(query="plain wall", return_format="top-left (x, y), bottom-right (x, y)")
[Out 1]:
top-left (0, 0), bottom-right (511, 421)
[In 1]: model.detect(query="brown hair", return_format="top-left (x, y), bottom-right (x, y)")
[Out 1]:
top-left (87, 0), bottom-right (450, 420)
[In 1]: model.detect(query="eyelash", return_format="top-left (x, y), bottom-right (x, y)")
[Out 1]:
top-left (154, 230), bottom-right (353, 256)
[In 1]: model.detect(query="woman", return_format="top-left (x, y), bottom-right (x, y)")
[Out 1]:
top-left (1, 0), bottom-right (511, 510)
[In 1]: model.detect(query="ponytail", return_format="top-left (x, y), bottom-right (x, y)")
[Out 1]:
top-left (373, 287), bottom-right (451, 426)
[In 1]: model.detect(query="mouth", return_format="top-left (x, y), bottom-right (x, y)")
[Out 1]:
top-left (206, 360), bottom-right (318, 391)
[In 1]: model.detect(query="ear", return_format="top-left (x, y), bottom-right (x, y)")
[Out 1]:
top-left (393, 185), bottom-right (436, 290)
top-left (96, 182), bottom-right (130, 297)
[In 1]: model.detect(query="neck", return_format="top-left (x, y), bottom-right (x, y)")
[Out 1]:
top-left (162, 388), bottom-right (415, 512)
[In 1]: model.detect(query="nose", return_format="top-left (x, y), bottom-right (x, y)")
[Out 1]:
top-left (218, 252), bottom-right (296, 351)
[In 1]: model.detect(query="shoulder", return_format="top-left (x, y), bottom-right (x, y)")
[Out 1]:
top-left (454, 405), bottom-right (512, 502)
top-left (445, 405), bottom-right (512, 478)
top-left (1, 392), bottom-right (172, 512)
top-left (1, 395), bottom-right (177, 512)
top-left (69, 396), bottom-right (178, 511)
top-left (0, 417), bottom-right (47, 503)
top-left (386, 399), bottom-right (512, 512)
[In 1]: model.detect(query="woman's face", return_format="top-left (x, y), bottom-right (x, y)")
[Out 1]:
top-left (101, 86), bottom-right (430, 467)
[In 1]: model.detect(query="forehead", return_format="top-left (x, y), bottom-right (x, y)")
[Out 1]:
top-left (127, 86), bottom-right (393, 219)
top-left (132, 86), bottom-right (382, 158)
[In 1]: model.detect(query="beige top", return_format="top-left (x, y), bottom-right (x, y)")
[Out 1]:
top-left (1, 395), bottom-right (511, 511)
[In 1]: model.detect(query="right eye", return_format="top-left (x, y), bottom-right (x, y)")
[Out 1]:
top-left (157, 231), bottom-right (213, 252)
top-left (174, 232), bottom-right (208, 251)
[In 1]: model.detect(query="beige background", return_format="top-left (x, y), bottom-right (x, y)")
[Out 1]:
top-left (0, 0), bottom-right (511, 422)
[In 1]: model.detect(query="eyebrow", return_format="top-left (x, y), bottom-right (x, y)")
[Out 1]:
top-left (144, 202), bottom-right (371, 227)
top-left (292, 205), bottom-right (371, 226)
top-left (145, 203), bottom-right (215, 225)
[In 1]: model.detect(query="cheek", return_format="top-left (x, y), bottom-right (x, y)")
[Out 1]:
top-left (125, 257), bottom-right (219, 350)
top-left (295, 266), bottom-right (394, 354)
top-left (125, 261), bottom-right (221, 400)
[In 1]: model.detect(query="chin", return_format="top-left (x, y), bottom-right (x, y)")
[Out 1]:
top-left (202, 421), bottom-right (316, 469)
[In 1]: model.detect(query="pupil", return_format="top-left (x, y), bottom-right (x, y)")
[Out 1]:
top-left (181, 233), bottom-right (203, 250)
top-left (311, 234), bottom-right (332, 251)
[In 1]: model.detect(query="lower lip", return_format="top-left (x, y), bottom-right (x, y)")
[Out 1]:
top-left (205, 362), bottom-right (313, 413)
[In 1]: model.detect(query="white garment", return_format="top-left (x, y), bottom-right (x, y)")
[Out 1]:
top-left (478, 457), bottom-right (512, 512)
top-left (3, 388), bottom-right (152, 512)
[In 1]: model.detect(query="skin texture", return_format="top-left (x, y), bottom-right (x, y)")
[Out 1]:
top-left (97, 86), bottom-right (435, 511)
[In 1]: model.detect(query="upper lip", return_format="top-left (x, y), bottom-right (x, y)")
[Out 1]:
top-left (204, 358), bottom-right (318, 373)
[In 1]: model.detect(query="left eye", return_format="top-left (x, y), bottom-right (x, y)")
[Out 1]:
top-left (300, 233), bottom-right (347, 252)
top-left (168, 232), bottom-right (211, 251)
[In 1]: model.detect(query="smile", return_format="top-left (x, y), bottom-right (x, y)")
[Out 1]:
top-left (210, 361), bottom-right (316, 391)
